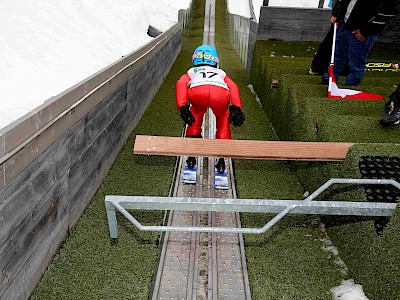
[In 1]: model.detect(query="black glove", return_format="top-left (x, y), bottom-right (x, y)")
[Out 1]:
top-left (229, 105), bottom-right (245, 127)
top-left (179, 105), bottom-right (195, 125)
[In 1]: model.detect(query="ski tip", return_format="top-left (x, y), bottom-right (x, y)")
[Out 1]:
top-left (183, 167), bottom-right (197, 184)
top-left (215, 172), bottom-right (228, 189)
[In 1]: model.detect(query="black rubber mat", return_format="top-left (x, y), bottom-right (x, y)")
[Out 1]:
top-left (359, 156), bottom-right (400, 233)
top-left (359, 156), bottom-right (400, 203)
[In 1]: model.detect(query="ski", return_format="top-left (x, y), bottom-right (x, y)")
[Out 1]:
top-left (181, 157), bottom-right (229, 189)
top-left (182, 157), bottom-right (197, 184)
top-left (214, 158), bottom-right (229, 190)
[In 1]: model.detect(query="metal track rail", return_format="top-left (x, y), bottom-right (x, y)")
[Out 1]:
top-left (148, 1), bottom-right (250, 299)
top-left (148, 123), bottom-right (251, 298)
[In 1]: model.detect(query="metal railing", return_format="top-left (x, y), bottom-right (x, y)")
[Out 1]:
top-left (227, 13), bottom-right (251, 68)
top-left (105, 178), bottom-right (399, 237)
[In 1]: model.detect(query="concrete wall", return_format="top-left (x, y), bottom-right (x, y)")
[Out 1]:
top-left (257, 7), bottom-right (332, 42)
top-left (0, 5), bottom-right (192, 298)
top-left (227, 4), bottom-right (399, 76)
top-left (257, 6), bottom-right (400, 43)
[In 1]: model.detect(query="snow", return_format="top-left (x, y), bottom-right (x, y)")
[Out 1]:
top-left (227, 0), bottom-right (253, 18)
top-left (331, 279), bottom-right (369, 300)
top-left (0, 0), bottom-right (190, 130)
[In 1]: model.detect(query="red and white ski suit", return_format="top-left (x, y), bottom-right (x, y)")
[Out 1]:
top-left (176, 66), bottom-right (242, 139)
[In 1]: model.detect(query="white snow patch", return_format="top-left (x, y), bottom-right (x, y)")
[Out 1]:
top-left (320, 223), bottom-right (348, 275)
top-left (247, 84), bottom-right (262, 107)
top-left (331, 279), bottom-right (369, 300)
top-left (319, 223), bottom-right (369, 299)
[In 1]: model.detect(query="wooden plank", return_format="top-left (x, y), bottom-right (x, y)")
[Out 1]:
top-left (0, 174), bottom-right (69, 299)
top-left (134, 135), bottom-right (354, 161)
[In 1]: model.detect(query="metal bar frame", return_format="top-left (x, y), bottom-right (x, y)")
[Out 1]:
top-left (105, 178), bottom-right (399, 238)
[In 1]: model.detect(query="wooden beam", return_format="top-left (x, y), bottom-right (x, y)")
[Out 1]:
top-left (134, 135), bottom-right (354, 161)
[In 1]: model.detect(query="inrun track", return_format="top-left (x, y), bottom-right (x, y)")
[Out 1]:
top-left (30, 1), bottom-right (387, 299)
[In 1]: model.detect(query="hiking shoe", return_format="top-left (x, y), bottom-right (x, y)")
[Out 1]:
top-left (186, 156), bottom-right (196, 169)
top-left (215, 158), bottom-right (225, 174)
top-left (308, 67), bottom-right (319, 75)
top-left (380, 100), bottom-right (400, 127)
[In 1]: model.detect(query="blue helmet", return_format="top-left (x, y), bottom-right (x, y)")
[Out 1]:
top-left (192, 45), bottom-right (219, 67)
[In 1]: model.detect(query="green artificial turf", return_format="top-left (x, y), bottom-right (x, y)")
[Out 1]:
top-left (250, 38), bottom-right (400, 300)
top-left (215, 1), bottom-right (351, 299)
top-left (319, 144), bottom-right (400, 300)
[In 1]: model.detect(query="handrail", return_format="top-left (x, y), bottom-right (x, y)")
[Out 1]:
top-left (105, 178), bottom-right (399, 238)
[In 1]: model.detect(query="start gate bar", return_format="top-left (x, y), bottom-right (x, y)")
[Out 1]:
top-left (105, 178), bottom-right (399, 238)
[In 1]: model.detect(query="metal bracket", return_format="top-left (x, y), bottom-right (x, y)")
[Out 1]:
top-left (105, 178), bottom-right (399, 238)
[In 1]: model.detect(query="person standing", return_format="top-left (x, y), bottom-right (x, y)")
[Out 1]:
top-left (309, 25), bottom-right (335, 75)
top-left (309, 0), bottom-right (339, 76)
top-left (322, 0), bottom-right (397, 86)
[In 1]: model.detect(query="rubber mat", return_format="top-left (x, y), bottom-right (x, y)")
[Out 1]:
top-left (359, 156), bottom-right (400, 203)
top-left (359, 156), bottom-right (400, 233)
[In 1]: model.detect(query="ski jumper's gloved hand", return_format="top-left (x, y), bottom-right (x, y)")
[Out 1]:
top-left (229, 105), bottom-right (245, 127)
top-left (179, 105), bottom-right (195, 125)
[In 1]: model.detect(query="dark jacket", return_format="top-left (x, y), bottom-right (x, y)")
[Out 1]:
top-left (332, 0), bottom-right (397, 37)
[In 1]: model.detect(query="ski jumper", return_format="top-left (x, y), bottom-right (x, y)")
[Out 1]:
top-left (176, 66), bottom-right (242, 139)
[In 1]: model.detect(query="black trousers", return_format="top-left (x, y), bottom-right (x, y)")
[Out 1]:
top-left (311, 25), bottom-right (350, 76)
top-left (311, 25), bottom-right (334, 74)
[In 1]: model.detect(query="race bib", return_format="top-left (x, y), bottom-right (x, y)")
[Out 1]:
top-left (187, 66), bottom-right (229, 90)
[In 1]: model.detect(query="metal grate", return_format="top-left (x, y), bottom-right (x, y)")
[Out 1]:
top-left (359, 156), bottom-right (400, 203)
top-left (359, 156), bottom-right (400, 233)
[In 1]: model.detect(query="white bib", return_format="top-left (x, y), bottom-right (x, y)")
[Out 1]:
top-left (187, 66), bottom-right (229, 90)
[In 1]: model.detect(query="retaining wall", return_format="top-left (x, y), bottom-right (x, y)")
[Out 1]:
top-left (257, 7), bottom-right (332, 42)
top-left (257, 5), bottom-right (400, 43)
top-left (227, 4), bottom-right (400, 75)
top-left (0, 5), bottom-right (193, 299)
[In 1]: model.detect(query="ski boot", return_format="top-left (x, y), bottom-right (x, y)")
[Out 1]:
top-left (186, 156), bottom-right (196, 169)
top-left (380, 100), bottom-right (400, 127)
top-left (215, 158), bottom-right (225, 174)
top-left (380, 85), bottom-right (400, 127)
